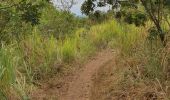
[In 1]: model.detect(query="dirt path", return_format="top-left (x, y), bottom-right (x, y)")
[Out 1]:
top-left (30, 49), bottom-right (114, 100)
top-left (61, 49), bottom-right (114, 100)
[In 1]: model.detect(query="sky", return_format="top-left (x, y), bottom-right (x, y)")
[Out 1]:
top-left (70, 0), bottom-right (85, 16)
top-left (52, 0), bottom-right (111, 16)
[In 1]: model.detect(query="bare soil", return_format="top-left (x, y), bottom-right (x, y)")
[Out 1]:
top-left (30, 49), bottom-right (114, 100)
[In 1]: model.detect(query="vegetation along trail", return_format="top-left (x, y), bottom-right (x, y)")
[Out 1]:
top-left (1, 0), bottom-right (170, 99)
top-left (60, 49), bottom-right (114, 100)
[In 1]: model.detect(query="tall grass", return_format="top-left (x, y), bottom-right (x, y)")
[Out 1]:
top-left (103, 21), bottom-right (170, 99)
top-left (0, 44), bottom-right (17, 99)
top-left (59, 37), bottom-right (77, 63)
top-left (88, 20), bottom-right (170, 99)
top-left (16, 20), bottom-right (144, 80)
top-left (3, 19), bottom-right (168, 99)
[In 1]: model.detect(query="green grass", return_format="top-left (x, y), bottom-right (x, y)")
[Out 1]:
top-left (1, 19), bottom-right (169, 99)
top-left (89, 20), bottom-right (170, 99)
top-left (59, 37), bottom-right (77, 63)
top-left (0, 19), bottom-right (142, 98)
top-left (0, 44), bottom-right (17, 99)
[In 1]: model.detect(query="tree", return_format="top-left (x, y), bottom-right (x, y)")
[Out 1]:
top-left (140, 0), bottom-right (170, 45)
top-left (81, 0), bottom-right (96, 15)
top-left (54, 0), bottom-right (77, 11)
top-left (81, 0), bottom-right (140, 16)
top-left (0, 0), bottom-right (46, 26)
top-left (81, 0), bottom-right (146, 25)
top-left (0, 0), bottom-right (48, 42)
top-left (81, 0), bottom-right (170, 45)
top-left (39, 4), bottom-right (80, 38)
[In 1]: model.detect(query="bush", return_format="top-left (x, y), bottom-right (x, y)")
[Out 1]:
top-left (39, 4), bottom-right (81, 38)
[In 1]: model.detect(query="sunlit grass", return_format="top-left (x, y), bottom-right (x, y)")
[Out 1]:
top-left (0, 44), bottom-right (17, 99)
top-left (1, 19), bottom-right (169, 99)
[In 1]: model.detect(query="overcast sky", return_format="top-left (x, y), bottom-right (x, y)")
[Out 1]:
top-left (52, 0), bottom-right (111, 16)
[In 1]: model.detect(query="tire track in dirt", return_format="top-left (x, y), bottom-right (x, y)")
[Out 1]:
top-left (61, 49), bottom-right (114, 100)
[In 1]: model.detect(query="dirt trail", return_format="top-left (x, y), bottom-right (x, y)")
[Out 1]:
top-left (31, 49), bottom-right (114, 100)
top-left (61, 49), bottom-right (114, 100)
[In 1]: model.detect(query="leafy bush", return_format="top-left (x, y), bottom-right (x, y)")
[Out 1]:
top-left (0, 0), bottom-right (46, 43)
top-left (39, 4), bottom-right (81, 38)
top-left (124, 12), bottom-right (148, 26)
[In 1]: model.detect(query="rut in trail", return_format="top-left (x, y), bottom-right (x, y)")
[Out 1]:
top-left (61, 49), bottom-right (114, 100)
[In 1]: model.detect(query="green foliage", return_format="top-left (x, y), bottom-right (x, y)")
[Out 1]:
top-left (39, 4), bottom-right (81, 38)
top-left (81, 0), bottom-right (148, 27)
top-left (0, 0), bottom-right (82, 43)
top-left (81, 0), bottom-right (96, 15)
top-left (88, 11), bottom-right (109, 23)
top-left (11, 19), bottom-right (141, 83)
top-left (17, 1), bottom-right (43, 26)
top-left (18, 30), bottom-right (59, 77)
top-left (60, 38), bottom-right (77, 63)
top-left (0, 0), bottom-right (47, 43)
top-left (148, 27), bottom-right (159, 40)
top-left (0, 44), bottom-right (17, 98)
top-left (0, 0), bottom-right (169, 99)
top-left (0, 0), bottom-right (46, 25)
top-left (140, 0), bottom-right (170, 45)
top-left (81, 0), bottom-right (170, 45)
top-left (124, 12), bottom-right (148, 26)
top-left (81, 0), bottom-right (140, 16)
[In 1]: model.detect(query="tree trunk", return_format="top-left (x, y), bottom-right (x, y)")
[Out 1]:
top-left (140, 0), bottom-right (166, 46)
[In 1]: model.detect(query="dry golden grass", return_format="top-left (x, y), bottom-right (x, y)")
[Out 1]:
top-left (91, 38), bottom-right (170, 100)
top-left (91, 51), bottom-right (170, 100)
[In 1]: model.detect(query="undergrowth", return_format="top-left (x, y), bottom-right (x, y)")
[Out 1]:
top-left (1, 19), bottom-right (169, 99)
top-left (0, 20), bottom-right (123, 99)
top-left (91, 21), bottom-right (170, 99)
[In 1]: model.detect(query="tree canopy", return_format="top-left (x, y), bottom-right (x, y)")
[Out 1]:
top-left (81, 0), bottom-right (170, 45)
top-left (0, 0), bottom-right (47, 26)
top-left (0, 0), bottom-right (49, 42)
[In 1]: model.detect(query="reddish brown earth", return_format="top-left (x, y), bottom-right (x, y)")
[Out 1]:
top-left (31, 49), bottom-right (114, 100)
top-left (61, 49), bottom-right (114, 100)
